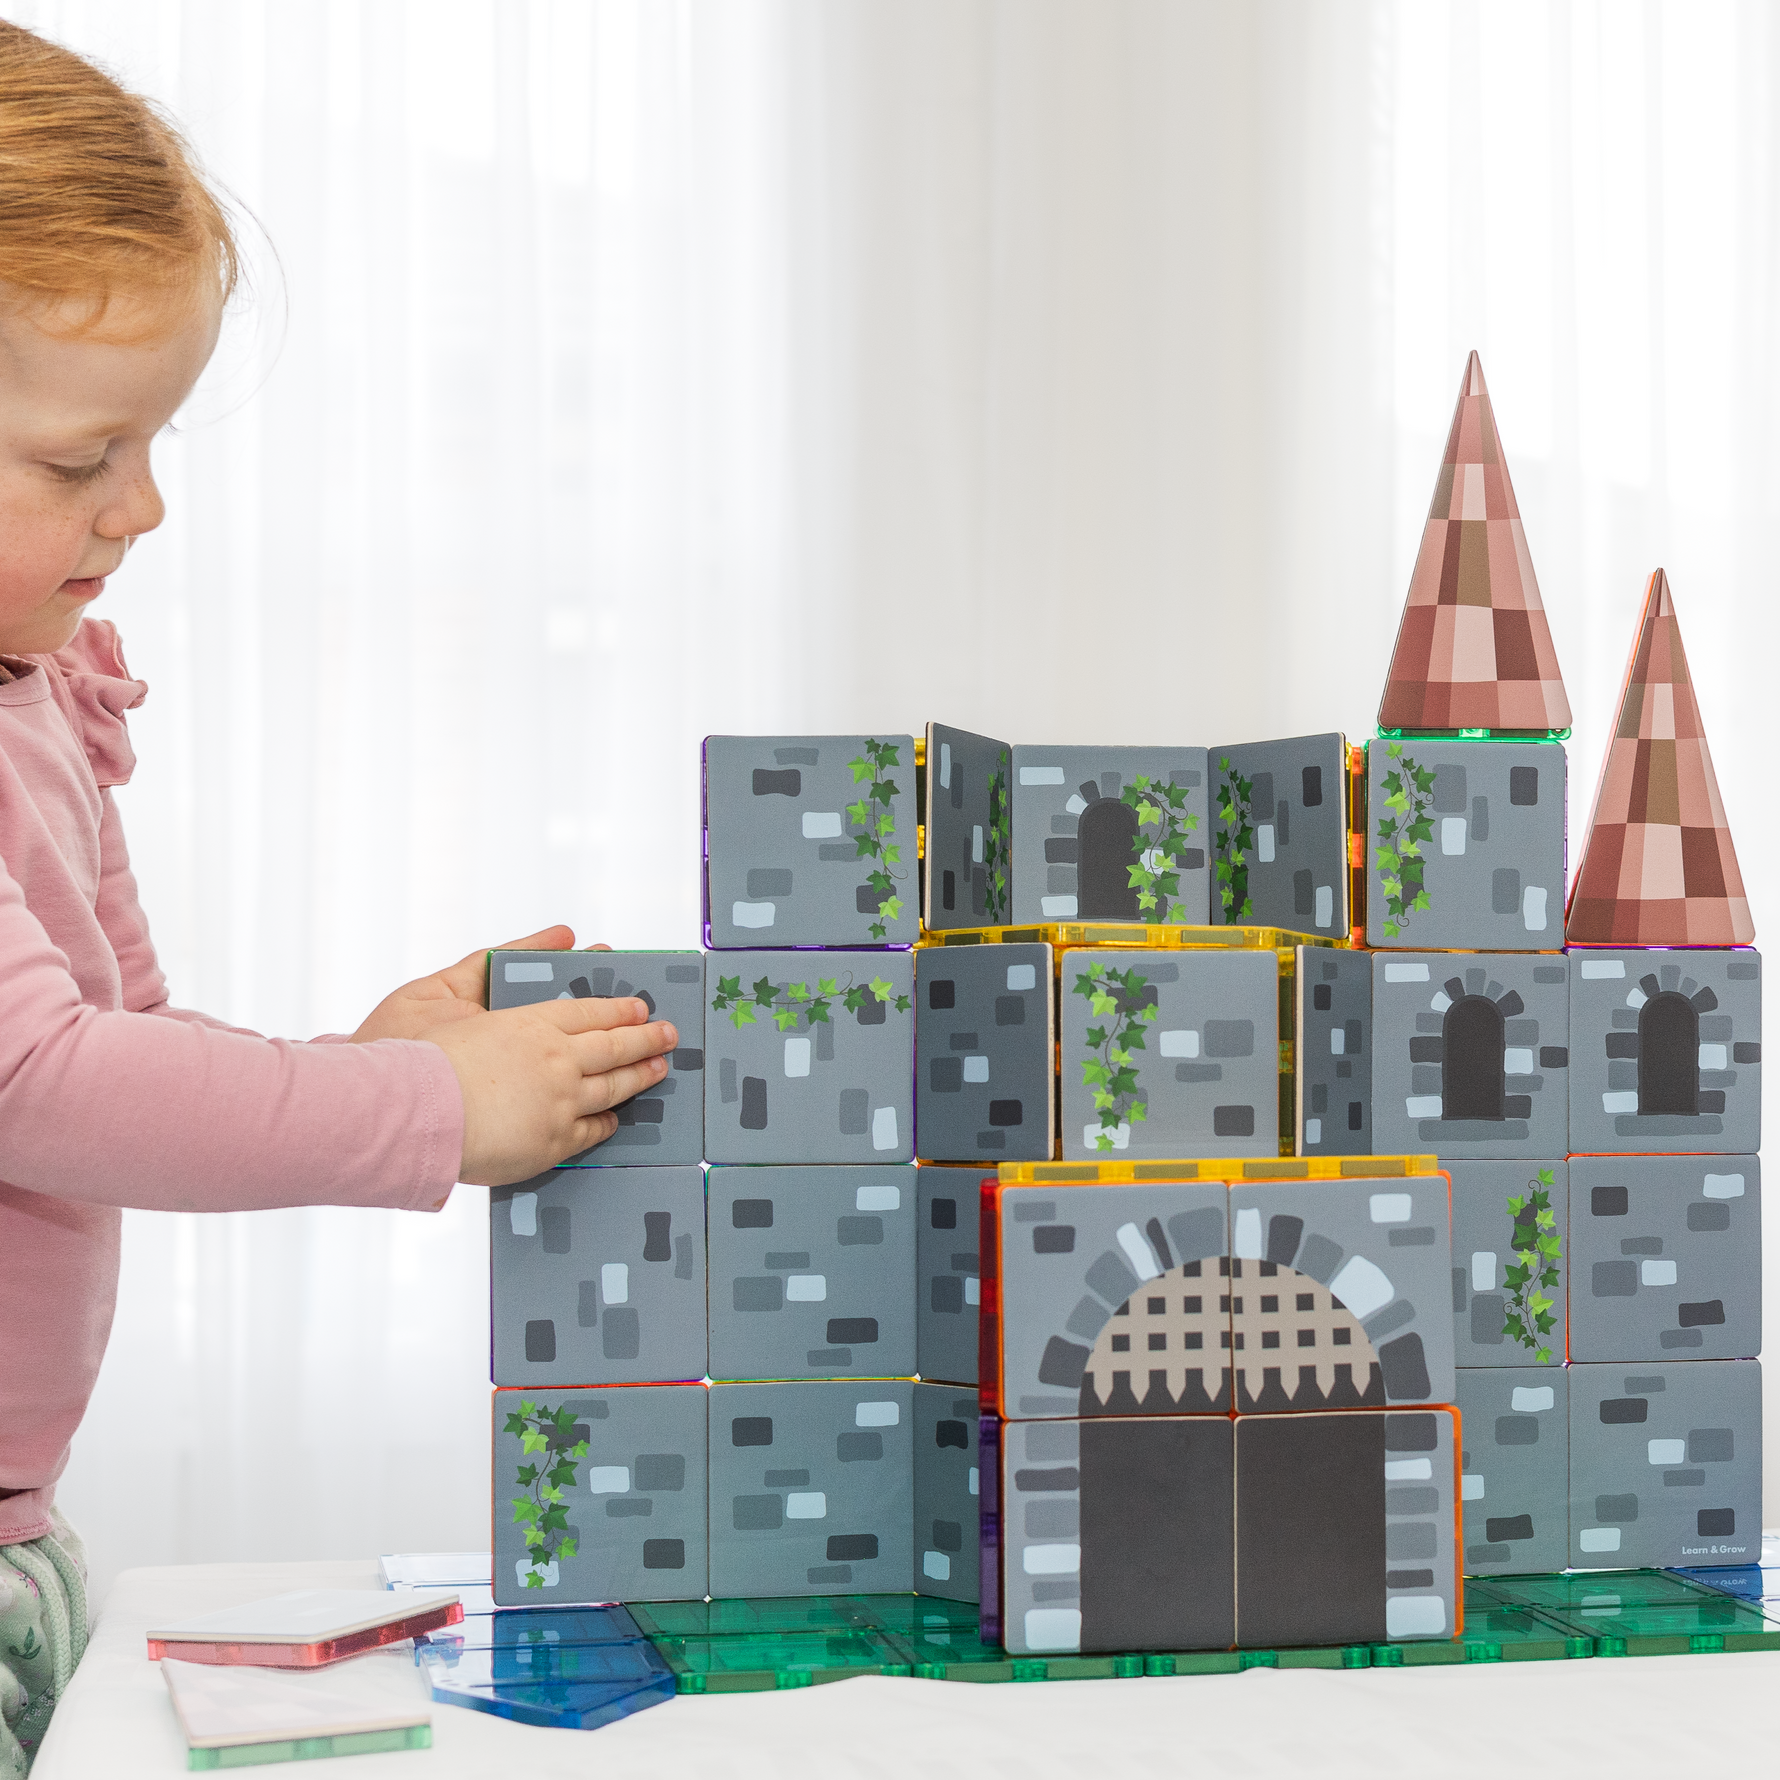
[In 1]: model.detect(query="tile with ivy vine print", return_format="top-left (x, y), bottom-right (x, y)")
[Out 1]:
top-left (1369, 952), bottom-right (1569, 1159)
top-left (1447, 1160), bottom-right (1567, 1368)
top-left (1208, 733), bottom-right (1349, 935)
top-left (1007, 746), bottom-right (1209, 926)
top-left (705, 949), bottom-right (914, 1164)
top-left (1457, 1366), bottom-right (1569, 1574)
top-left (914, 942), bottom-right (1054, 1163)
top-left (704, 735), bottom-right (919, 948)
top-left (488, 951), bottom-right (705, 1164)
top-left (1059, 948), bottom-right (1276, 1160)
top-left (491, 1384), bottom-right (709, 1607)
top-left (1364, 738), bottom-right (1567, 951)
top-left (1566, 1155), bottom-right (1760, 1364)
top-left (923, 722), bottom-right (1013, 930)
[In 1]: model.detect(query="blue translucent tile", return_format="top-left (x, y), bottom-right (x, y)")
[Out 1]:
top-left (1675, 1564), bottom-right (1773, 1603)
top-left (420, 1640), bottom-right (676, 1729)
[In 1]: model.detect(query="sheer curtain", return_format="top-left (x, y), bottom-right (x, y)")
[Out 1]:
top-left (11, 0), bottom-right (1776, 1599)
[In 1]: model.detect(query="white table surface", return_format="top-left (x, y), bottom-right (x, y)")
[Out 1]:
top-left (33, 1558), bottom-right (1779, 1778)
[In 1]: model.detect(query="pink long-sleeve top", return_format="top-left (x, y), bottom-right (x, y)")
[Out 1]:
top-left (0, 619), bottom-right (464, 1545)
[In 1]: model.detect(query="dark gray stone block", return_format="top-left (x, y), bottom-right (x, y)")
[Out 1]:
top-left (490, 1166), bottom-right (706, 1387)
top-left (1568, 949), bottom-right (1761, 1153)
top-left (917, 1166), bottom-right (980, 1386)
top-left (1370, 952), bottom-right (1568, 1158)
top-left (1456, 1366), bottom-right (1568, 1572)
top-left (913, 1383), bottom-right (981, 1602)
top-left (1568, 1156), bottom-right (1761, 1363)
top-left (708, 1380), bottom-right (914, 1596)
top-left (488, 951), bottom-right (704, 1166)
top-left (915, 943), bottom-right (1053, 1162)
top-left (1296, 946), bottom-right (1373, 1156)
top-left (706, 1165), bottom-right (916, 1381)
top-left (1568, 1359), bottom-right (1762, 1567)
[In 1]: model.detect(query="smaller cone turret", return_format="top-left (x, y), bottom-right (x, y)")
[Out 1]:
top-left (1566, 569), bottom-right (1753, 946)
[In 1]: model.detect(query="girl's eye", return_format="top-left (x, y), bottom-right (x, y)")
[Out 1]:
top-left (45, 457), bottom-right (111, 487)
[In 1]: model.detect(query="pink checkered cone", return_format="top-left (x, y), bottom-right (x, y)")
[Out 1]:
top-left (1378, 351), bottom-right (1572, 734)
top-left (1566, 569), bottom-right (1753, 946)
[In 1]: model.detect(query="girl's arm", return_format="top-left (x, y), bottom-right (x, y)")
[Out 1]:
top-left (0, 844), bottom-right (463, 1214)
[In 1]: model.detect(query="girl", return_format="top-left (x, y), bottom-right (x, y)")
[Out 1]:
top-left (0, 23), bottom-right (676, 1770)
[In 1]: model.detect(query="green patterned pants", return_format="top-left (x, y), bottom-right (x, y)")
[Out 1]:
top-left (0, 1515), bottom-right (88, 1777)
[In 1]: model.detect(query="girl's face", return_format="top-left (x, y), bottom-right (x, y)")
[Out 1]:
top-left (0, 291), bottom-right (220, 657)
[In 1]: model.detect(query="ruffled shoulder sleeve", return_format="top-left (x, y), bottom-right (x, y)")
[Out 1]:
top-left (43, 618), bottom-right (149, 788)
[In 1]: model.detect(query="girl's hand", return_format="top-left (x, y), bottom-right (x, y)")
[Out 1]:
top-left (350, 925), bottom-right (605, 1043)
top-left (421, 996), bottom-right (678, 1186)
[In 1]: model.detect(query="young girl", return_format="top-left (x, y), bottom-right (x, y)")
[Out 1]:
top-left (0, 24), bottom-right (677, 1769)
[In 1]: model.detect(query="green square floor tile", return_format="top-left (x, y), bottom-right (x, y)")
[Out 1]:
top-left (650, 1627), bottom-right (917, 1692)
top-left (626, 1596), bottom-right (887, 1641)
top-left (1471, 1570), bottom-right (1719, 1614)
top-left (1535, 1595), bottom-right (1780, 1656)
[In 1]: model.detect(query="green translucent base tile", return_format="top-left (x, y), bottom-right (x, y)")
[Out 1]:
top-left (1277, 1645), bottom-right (1375, 1670)
top-left (626, 1597), bottom-right (890, 1641)
top-left (652, 1628), bottom-right (916, 1693)
top-left (857, 1595), bottom-right (985, 1643)
top-left (1448, 1601), bottom-right (1594, 1664)
top-left (188, 1726), bottom-right (431, 1769)
top-left (1141, 1651), bottom-right (1245, 1677)
top-left (1543, 1598), bottom-right (1780, 1657)
top-left (1472, 1570), bottom-right (1720, 1614)
top-left (1370, 1621), bottom-right (1589, 1667)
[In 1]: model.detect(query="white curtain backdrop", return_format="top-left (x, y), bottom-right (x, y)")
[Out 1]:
top-left (9, 0), bottom-right (1776, 1600)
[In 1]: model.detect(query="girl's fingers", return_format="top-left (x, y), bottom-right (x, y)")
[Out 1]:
top-left (567, 1111), bottom-right (620, 1152)
top-left (537, 996), bottom-right (660, 1036)
top-left (582, 1056), bottom-right (672, 1115)
top-left (563, 1017), bottom-right (680, 1071)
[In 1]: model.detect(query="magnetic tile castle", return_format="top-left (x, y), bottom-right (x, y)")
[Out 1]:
top-left (481, 351), bottom-right (1765, 1680)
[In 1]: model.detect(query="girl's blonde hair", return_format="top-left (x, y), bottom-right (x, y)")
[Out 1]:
top-left (0, 20), bottom-right (239, 338)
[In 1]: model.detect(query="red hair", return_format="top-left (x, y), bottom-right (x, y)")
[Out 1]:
top-left (0, 20), bottom-right (238, 338)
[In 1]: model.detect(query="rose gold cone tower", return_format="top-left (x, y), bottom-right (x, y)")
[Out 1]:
top-left (1378, 351), bottom-right (1572, 736)
top-left (1565, 569), bottom-right (1753, 946)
